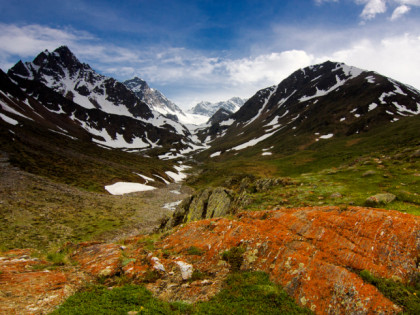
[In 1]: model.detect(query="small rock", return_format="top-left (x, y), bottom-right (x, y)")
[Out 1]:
top-left (99, 266), bottom-right (114, 277)
top-left (151, 257), bottom-right (166, 273)
top-left (175, 261), bottom-right (193, 280)
top-left (365, 193), bottom-right (396, 206)
top-left (330, 192), bottom-right (343, 199)
top-left (362, 170), bottom-right (376, 177)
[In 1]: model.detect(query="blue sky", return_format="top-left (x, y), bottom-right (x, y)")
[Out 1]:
top-left (1, 0), bottom-right (420, 109)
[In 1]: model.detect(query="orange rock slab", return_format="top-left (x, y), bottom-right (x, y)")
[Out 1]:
top-left (0, 249), bottom-right (87, 314)
top-left (161, 206), bottom-right (419, 314)
top-left (71, 242), bottom-right (123, 277)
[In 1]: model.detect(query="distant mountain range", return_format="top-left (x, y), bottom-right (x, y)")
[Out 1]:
top-left (2, 46), bottom-right (420, 164)
top-left (4, 46), bottom-right (196, 155)
top-left (189, 97), bottom-right (246, 117)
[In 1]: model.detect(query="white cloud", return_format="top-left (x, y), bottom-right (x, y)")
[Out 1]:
top-left (1, 23), bottom-right (420, 110)
top-left (223, 51), bottom-right (313, 85)
top-left (390, 4), bottom-right (411, 19)
top-left (321, 33), bottom-right (420, 88)
top-left (0, 23), bottom-right (93, 56)
top-left (356, 0), bottom-right (387, 19)
top-left (317, 0), bottom-right (419, 20)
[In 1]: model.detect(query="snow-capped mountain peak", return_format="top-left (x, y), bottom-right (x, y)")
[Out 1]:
top-left (189, 97), bottom-right (247, 117)
top-left (6, 46), bottom-right (206, 155)
top-left (123, 77), bottom-right (184, 117)
top-left (196, 60), bottom-right (420, 155)
top-left (9, 46), bottom-right (153, 120)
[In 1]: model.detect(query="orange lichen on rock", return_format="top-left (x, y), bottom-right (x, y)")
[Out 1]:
top-left (1, 206), bottom-right (418, 314)
top-left (0, 249), bottom-right (87, 315)
top-left (71, 242), bottom-right (123, 277)
top-left (161, 206), bottom-right (419, 314)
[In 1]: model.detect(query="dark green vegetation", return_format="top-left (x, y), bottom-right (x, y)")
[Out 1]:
top-left (189, 115), bottom-right (420, 216)
top-left (194, 272), bottom-right (313, 314)
top-left (360, 270), bottom-right (420, 314)
top-left (186, 246), bottom-right (204, 256)
top-left (52, 272), bottom-right (312, 314)
top-left (51, 284), bottom-right (190, 315)
top-left (221, 247), bottom-right (246, 272)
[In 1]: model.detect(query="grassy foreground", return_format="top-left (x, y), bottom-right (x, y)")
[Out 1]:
top-left (52, 271), bottom-right (313, 314)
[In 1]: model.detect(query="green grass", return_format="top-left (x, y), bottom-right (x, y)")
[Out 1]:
top-left (52, 272), bottom-right (312, 314)
top-left (359, 270), bottom-right (420, 314)
top-left (188, 116), bottom-right (420, 216)
top-left (237, 149), bottom-right (420, 215)
top-left (194, 271), bottom-right (313, 314)
top-left (188, 145), bottom-right (420, 216)
top-left (191, 114), bottom-right (420, 192)
top-left (51, 284), bottom-right (190, 315)
top-left (0, 170), bottom-right (172, 251)
top-left (186, 246), bottom-right (204, 256)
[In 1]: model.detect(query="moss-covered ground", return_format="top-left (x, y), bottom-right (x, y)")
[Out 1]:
top-left (52, 272), bottom-right (312, 314)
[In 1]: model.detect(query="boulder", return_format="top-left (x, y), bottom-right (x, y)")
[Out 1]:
top-left (365, 193), bottom-right (396, 206)
top-left (163, 187), bottom-right (234, 229)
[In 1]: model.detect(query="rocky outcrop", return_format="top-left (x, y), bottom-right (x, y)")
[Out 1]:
top-left (160, 206), bottom-right (419, 314)
top-left (162, 177), bottom-right (297, 230)
top-left (0, 249), bottom-right (88, 314)
top-left (1, 206), bottom-right (419, 314)
top-left (162, 187), bottom-right (235, 229)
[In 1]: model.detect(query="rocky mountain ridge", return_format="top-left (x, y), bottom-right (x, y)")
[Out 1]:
top-left (200, 61), bottom-right (420, 157)
top-left (5, 46), bottom-right (197, 154)
top-left (1, 48), bottom-right (420, 314)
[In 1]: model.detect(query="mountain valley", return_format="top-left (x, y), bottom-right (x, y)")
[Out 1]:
top-left (1, 46), bottom-right (419, 314)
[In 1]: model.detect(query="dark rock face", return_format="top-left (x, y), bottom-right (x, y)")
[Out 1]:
top-left (207, 108), bottom-right (233, 125)
top-left (163, 187), bottom-right (235, 229)
top-left (123, 77), bottom-right (184, 116)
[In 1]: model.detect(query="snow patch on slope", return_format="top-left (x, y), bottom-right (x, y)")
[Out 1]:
top-left (105, 182), bottom-right (156, 195)
top-left (229, 130), bottom-right (277, 151)
top-left (0, 113), bottom-right (19, 125)
top-left (299, 75), bottom-right (346, 103)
